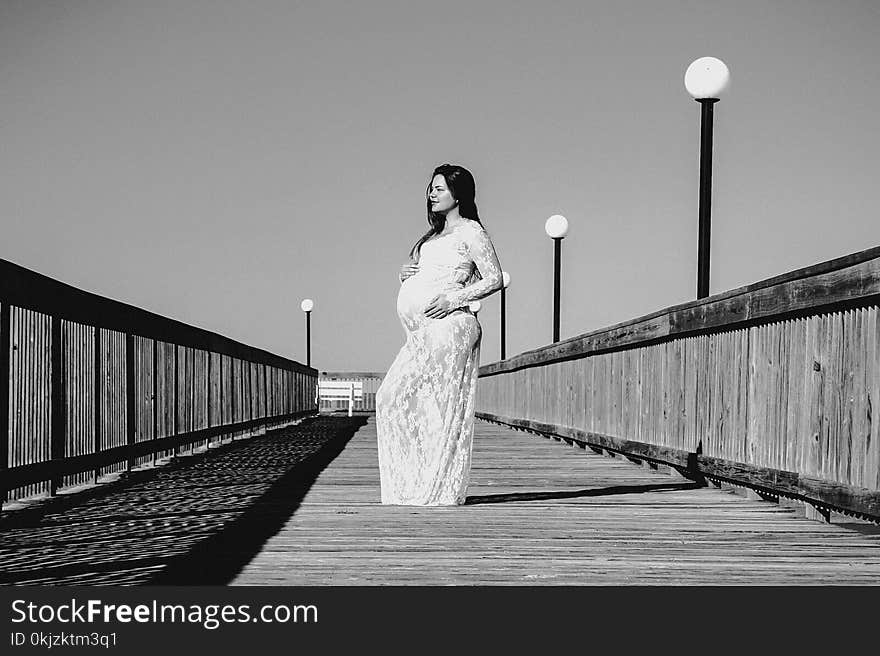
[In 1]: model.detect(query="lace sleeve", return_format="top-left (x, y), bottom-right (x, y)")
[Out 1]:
top-left (446, 225), bottom-right (503, 308)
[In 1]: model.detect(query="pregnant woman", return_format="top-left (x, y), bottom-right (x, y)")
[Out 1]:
top-left (375, 163), bottom-right (503, 506)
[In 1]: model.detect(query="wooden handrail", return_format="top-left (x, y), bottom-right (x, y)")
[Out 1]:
top-left (0, 258), bottom-right (311, 373)
top-left (482, 244), bottom-right (880, 376)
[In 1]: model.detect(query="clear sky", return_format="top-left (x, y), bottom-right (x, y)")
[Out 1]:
top-left (2, 0), bottom-right (879, 372)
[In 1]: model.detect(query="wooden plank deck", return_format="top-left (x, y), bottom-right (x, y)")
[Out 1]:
top-left (232, 416), bottom-right (880, 585)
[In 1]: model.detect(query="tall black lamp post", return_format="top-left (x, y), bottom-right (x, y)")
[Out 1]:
top-left (545, 214), bottom-right (569, 343)
top-left (500, 270), bottom-right (511, 359)
top-left (300, 298), bottom-right (313, 367)
top-left (685, 56), bottom-right (730, 299)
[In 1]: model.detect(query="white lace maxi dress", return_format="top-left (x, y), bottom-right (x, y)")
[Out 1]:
top-left (375, 220), bottom-right (502, 506)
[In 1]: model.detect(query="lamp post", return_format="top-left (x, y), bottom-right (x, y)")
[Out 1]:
top-left (500, 271), bottom-right (511, 360)
top-left (300, 298), bottom-right (313, 367)
top-left (545, 214), bottom-right (569, 342)
top-left (685, 56), bottom-right (730, 299)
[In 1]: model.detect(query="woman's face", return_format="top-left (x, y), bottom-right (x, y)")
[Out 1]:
top-left (428, 175), bottom-right (457, 214)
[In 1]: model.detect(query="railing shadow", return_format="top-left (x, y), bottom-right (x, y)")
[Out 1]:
top-left (464, 482), bottom-right (704, 505)
top-left (0, 415), bottom-right (366, 586)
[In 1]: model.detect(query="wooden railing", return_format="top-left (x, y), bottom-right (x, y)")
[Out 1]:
top-left (477, 246), bottom-right (880, 522)
top-left (0, 258), bottom-right (317, 505)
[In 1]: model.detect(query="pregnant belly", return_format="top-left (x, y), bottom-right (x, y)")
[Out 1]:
top-left (397, 275), bottom-right (457, 329)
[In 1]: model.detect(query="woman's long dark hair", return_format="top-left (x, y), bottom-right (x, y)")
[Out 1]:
top-left (409, 163), bottom-right (483, 260)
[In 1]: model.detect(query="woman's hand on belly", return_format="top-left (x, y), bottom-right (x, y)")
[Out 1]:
top-left (424, 292), bottom-right (456, 319)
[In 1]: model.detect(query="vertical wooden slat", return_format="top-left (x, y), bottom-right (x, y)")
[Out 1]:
top-left (125, 333), bottom-right (135, 472)
top-left (186, 347), bottom-right (193, 450)
top-left (869, 308), bottom-right (880, 489)
top-left (707, 331), bottom-right (721, 457)
top-left (683, 337), bottom-right (696, 451)
top-left (207, 349), bottom-right (212, 444)
top-left (49, 316), bottom-right (64, 495)
top-left (232, 358), bottom-right (238, 438)
top-left (784, 319), bottom-right (805, 472)
top-left (750, 324), bottom-right (767, 468)
top-left (672, 340), bottom-right (680, 450)
top-left (698, 334), bottom-right (711, 454)
top-left (840, 310), bottom-right (856, 484)
top-left (610, 352), bottom-right (619, 438)
top-left (93, 327), bottom-right (101, 482)
top-left (0, 303), bottom-right (10, 508)
top-left (643, 347), bottom-right (653, 447)
top-left (219, 353), bottom-right (224, 441)
top-left (592, 355), bottom-right (602, 435)
top-left (776, 323), bottom-right (786, 468)
top-left (189, 348), bottom-right (195, 442)
top-left (246, 360), bottom-right (253, 430)
top-left (152, 339), bottom-right (158, 463)
top-left (824, 314), bottom-right (843, 480)
top-left (173, 344), bottom-right (179, 455)
top-left (849, 309), bottom-right (865, 486)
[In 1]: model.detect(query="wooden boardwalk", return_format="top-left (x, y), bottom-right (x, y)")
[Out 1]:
top-left (233, 416), bottom-right (880, 585)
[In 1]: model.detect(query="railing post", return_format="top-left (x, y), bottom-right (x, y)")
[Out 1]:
top-left (0, 304), bottom-right (10, 510)
top-left (206, 349), bottom-right (212, 446)
top-left (93, 326), bottom-right (101, 483)
top-left (50, 316), bottom-right (65, 495)
top-left (219, 354), bottom-right (224, 442)
top-left (173, 344), bottom-right (179, 454)
top-left (152, 340), bottom-right (158, 464)
top-left (125, 333), bottom-right (135, 473)
top-left (231, 358), bottom-right (237, 440)
top-left (247, 361), bottom-right (253, 431)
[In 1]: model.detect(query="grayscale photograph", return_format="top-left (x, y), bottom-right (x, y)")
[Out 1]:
top-left (1, 0), bottom-right (879, 628)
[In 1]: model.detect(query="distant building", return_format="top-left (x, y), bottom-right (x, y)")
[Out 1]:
top-left (318, 371), bottom-right (384, 412)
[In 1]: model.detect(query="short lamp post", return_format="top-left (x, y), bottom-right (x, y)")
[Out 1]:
top-left (300, 298), bottom-right (313, 367)
top-left (545, 214), bottom-right (569, 343)
top-left (500, 271), bottom-right (511, 360)
top-left (685, 56), bottom-right (730, 299)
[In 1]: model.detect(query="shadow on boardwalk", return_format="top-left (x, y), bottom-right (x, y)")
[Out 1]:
top-left (464, 481), bottom-right (704, 505)
top-left (0, 415), bottom-right (367, 586)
